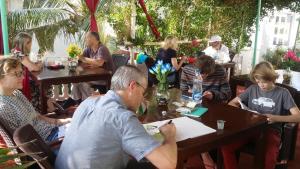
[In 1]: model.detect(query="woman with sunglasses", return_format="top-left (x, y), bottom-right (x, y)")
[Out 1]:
top-left (0, 58), bottom-right (70, 142)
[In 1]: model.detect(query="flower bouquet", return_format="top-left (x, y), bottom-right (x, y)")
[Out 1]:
top-left (149, 60), bottom-right (174, 105)
top-left (66, 44), bottom-right (82, 71)
top-left (66, 44), bottom-right (82, 59)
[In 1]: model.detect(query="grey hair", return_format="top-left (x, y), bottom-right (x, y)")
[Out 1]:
top-left (111, 65), bottom-right (146, 90)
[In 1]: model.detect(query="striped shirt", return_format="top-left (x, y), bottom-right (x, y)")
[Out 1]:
top-left (180, 64), bottom-right (232, 102)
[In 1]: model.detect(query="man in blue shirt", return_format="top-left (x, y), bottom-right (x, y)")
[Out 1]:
top-left (55, 65), bottom-right (177, 169)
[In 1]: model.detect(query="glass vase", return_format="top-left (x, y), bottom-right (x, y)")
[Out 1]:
top-left (283, 67), bottom-right (291, 84)
top-left (68, 58), bottom-right (78, 72)
top-left (156, 82), bottom-right (169, 106)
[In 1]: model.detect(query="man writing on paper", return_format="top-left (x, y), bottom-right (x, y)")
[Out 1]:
top-left (55, 65), bottom-right (177, 169)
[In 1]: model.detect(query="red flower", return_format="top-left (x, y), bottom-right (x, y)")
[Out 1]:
top-left (284, 50), bottom-right (300, 62)
top-left (187, 57), bottom-right (196, 64)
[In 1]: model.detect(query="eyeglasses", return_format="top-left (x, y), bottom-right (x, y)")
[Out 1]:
top-left (2, 71), bottom-right (24, 78)
top-left (136, 81), bottom-right (147, 96)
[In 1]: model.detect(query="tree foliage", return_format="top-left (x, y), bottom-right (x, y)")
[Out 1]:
top-left (99, 0), bottom-right (300, 54)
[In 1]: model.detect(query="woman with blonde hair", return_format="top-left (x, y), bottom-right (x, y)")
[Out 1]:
top-left (156, 36), bottom-right (186, 87)
top-left (157, 36), bottom-right (186, 70)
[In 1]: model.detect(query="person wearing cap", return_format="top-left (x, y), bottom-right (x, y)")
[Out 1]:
top-left (203, 35), bottom-right (230, 63)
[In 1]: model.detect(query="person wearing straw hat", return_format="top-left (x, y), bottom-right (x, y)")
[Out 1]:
top-left (203, 35), bottom-right (230, 63)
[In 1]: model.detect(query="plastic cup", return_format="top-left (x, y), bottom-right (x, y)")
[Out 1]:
top-left (217, 120), bottom-right (226, 130)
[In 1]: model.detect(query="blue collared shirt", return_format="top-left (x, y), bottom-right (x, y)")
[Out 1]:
top-left (55, 90), bottom-right (161, 169)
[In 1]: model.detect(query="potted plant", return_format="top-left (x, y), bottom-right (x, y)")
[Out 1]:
top-left (66, 44), bottom-right (82, 71)
top-left (282, 50), bottom-right (300, 84)
top-left (0, 144), bottom-right (41, 169)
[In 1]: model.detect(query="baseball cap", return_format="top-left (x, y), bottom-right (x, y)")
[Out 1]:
top-left (209, 35), bottom-right (222, 43)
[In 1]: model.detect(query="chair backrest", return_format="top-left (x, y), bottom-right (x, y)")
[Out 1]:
top-left (112, 54), bottom-right (129, 70)
top-left (13, 124), bottom-right (55, 169)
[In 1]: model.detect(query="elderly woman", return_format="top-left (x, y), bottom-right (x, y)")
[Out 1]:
top-left (0, 58), bottom-right (70, 142)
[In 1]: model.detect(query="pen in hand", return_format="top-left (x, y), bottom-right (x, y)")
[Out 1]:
top-left (168, 120), bottom-right (172, 124)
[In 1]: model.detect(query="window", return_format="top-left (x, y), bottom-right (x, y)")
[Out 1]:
top-left (274, 27), bottom-right (278, 34)
top-left (284, 41), bottom-right (289, 46)
top-left (276, 16), bottom-right (279, 23)
top-left (278, 39), bottom-right (283, 45)
top-left (281, 17), bottom-right (285, 23)
top-left (280, 28), bottom-right (284, 34)
top-left (287, 15), bottom-right (292, 22)
top-left (273, 37), bottom-right (277, 45)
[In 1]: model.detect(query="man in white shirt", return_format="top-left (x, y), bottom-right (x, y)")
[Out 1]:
top-left (203, 35), bottom-right (230, 63)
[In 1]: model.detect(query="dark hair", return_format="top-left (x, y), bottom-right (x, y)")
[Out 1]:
top-left (195, 55), bottom-right (216, 75)
top-left (88, 31), bottom-right (101, 43)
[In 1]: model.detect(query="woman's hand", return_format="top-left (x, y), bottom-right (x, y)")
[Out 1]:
top-left (203, 91), bottom-right (213, 100)
top-left (77, 55), bottom-right (85, 62)
top-left (181, 56), bottom-right (187, 62)
top-left (58, 118), bottom-right (72, 125)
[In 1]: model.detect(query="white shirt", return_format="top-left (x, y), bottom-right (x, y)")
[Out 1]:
top-left (203, 44), bottom-right (230, 63)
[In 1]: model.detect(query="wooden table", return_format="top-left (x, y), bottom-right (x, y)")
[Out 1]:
top-left (31, 66), bottom-right (112, 114)
top-left (143, 88), bottom-right (268, 169)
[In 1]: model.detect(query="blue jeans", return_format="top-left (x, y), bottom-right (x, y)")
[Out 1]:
top-left (46, 127), bottom-right (60, 155)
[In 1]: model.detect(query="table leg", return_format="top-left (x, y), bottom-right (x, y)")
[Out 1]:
top-left (217, 149), bottom-right (223, 169)
top-left (39, 82), bottom-right (49, 114)
top-left (253, 132), bottom-right (266, 169)
top-left (176, 153), bottom-right (185, 169)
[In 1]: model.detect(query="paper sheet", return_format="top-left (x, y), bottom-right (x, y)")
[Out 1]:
top-left (238, 100), bottom-right (259, 114)
top-left (144, 117), bottom-right (216, 142)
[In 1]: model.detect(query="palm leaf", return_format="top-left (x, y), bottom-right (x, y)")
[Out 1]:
top-left (8, 8), bottom-right (71, 31)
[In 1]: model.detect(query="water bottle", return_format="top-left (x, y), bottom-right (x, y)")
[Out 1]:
top-left (192, 78), bottom-right (203, 104)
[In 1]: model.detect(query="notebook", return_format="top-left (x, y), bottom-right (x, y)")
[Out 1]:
top-left (181, 107), bottom-right (208, 117)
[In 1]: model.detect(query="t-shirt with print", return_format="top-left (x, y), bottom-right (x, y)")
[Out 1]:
top-left (239, 85), bottom-right (296, 132)
top-left (83, 44), bottom-right (115, 72)
top-left (55, 90), bottom-right (161, 169)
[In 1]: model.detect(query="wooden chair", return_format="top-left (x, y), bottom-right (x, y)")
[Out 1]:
top-left (112, 54), bottom-right (129, 70)
top-left (91, 54), bottom-right (129, 93)
top-left (13, 124), bottom-right (56, 169)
